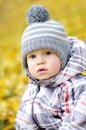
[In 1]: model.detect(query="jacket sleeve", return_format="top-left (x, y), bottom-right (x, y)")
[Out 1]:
top-left (59, 37), bottom-right (86, 130)
top-left (59, 90), bottom-right (86, 130)
top-left (15, 101), bottom-right (33, 130)
top-left (15, 85), bottom-right (34, 130)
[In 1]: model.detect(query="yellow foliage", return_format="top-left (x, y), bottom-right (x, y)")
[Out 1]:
top-left (3, 124), bottom-right (15, 130)
top-left (0, 0), bottom-right (86, 129)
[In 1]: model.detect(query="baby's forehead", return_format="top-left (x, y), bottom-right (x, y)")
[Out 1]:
top-left (27, 48), bottom-right (56, 54)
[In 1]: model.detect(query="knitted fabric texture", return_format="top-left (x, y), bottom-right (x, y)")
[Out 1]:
top-left (21, 4), bottom-right (70, 70)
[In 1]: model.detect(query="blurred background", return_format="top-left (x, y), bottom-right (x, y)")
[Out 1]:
top-left (0, 0), bottom-right (86, 129)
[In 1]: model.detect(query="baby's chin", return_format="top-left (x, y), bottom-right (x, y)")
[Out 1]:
top-left (37, 75), bottom-right (56, 81)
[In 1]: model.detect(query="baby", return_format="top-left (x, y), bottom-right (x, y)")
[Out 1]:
top-left (15, 4), bottom-right (86, 130)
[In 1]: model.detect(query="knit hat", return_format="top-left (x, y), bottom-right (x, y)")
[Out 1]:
top-left (21, 4), bottom-right (70, 70)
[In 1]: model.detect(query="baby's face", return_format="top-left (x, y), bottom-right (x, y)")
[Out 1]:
top-left (27, 49), bottom-right (61, 80)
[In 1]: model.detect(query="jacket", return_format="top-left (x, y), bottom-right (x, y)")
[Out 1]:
top-left (15, 37), bottom-right (86, 130)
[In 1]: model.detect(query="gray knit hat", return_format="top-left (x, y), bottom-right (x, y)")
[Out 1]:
top-left (21, 4), bottom-right (70, 70)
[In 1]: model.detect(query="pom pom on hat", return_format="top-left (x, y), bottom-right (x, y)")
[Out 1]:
top-left (21, 4), bottom-right (70, 71)
top-left (26, 4), bottom-right (50, 24)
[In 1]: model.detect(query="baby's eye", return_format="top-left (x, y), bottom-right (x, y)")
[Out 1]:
top-left (29, 54), bottom-right (36, 59)
top-left (45, 51), bottom-right (52, 55)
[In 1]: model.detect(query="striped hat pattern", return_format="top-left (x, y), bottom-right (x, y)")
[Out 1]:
top-left (21, 4), bottom-right (70, 70)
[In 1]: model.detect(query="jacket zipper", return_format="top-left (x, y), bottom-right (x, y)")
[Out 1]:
top-left (31, 84), bottom-right (45, 130)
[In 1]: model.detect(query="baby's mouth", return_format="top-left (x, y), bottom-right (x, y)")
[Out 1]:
top-left (37, 68), bottom-right (47, 74)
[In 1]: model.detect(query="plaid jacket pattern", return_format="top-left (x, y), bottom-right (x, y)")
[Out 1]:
top-left (15, 37), bottom-right (86, 130)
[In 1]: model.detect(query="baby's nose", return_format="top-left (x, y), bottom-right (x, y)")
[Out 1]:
top-left (37, 56), bottom-right (46, 65)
